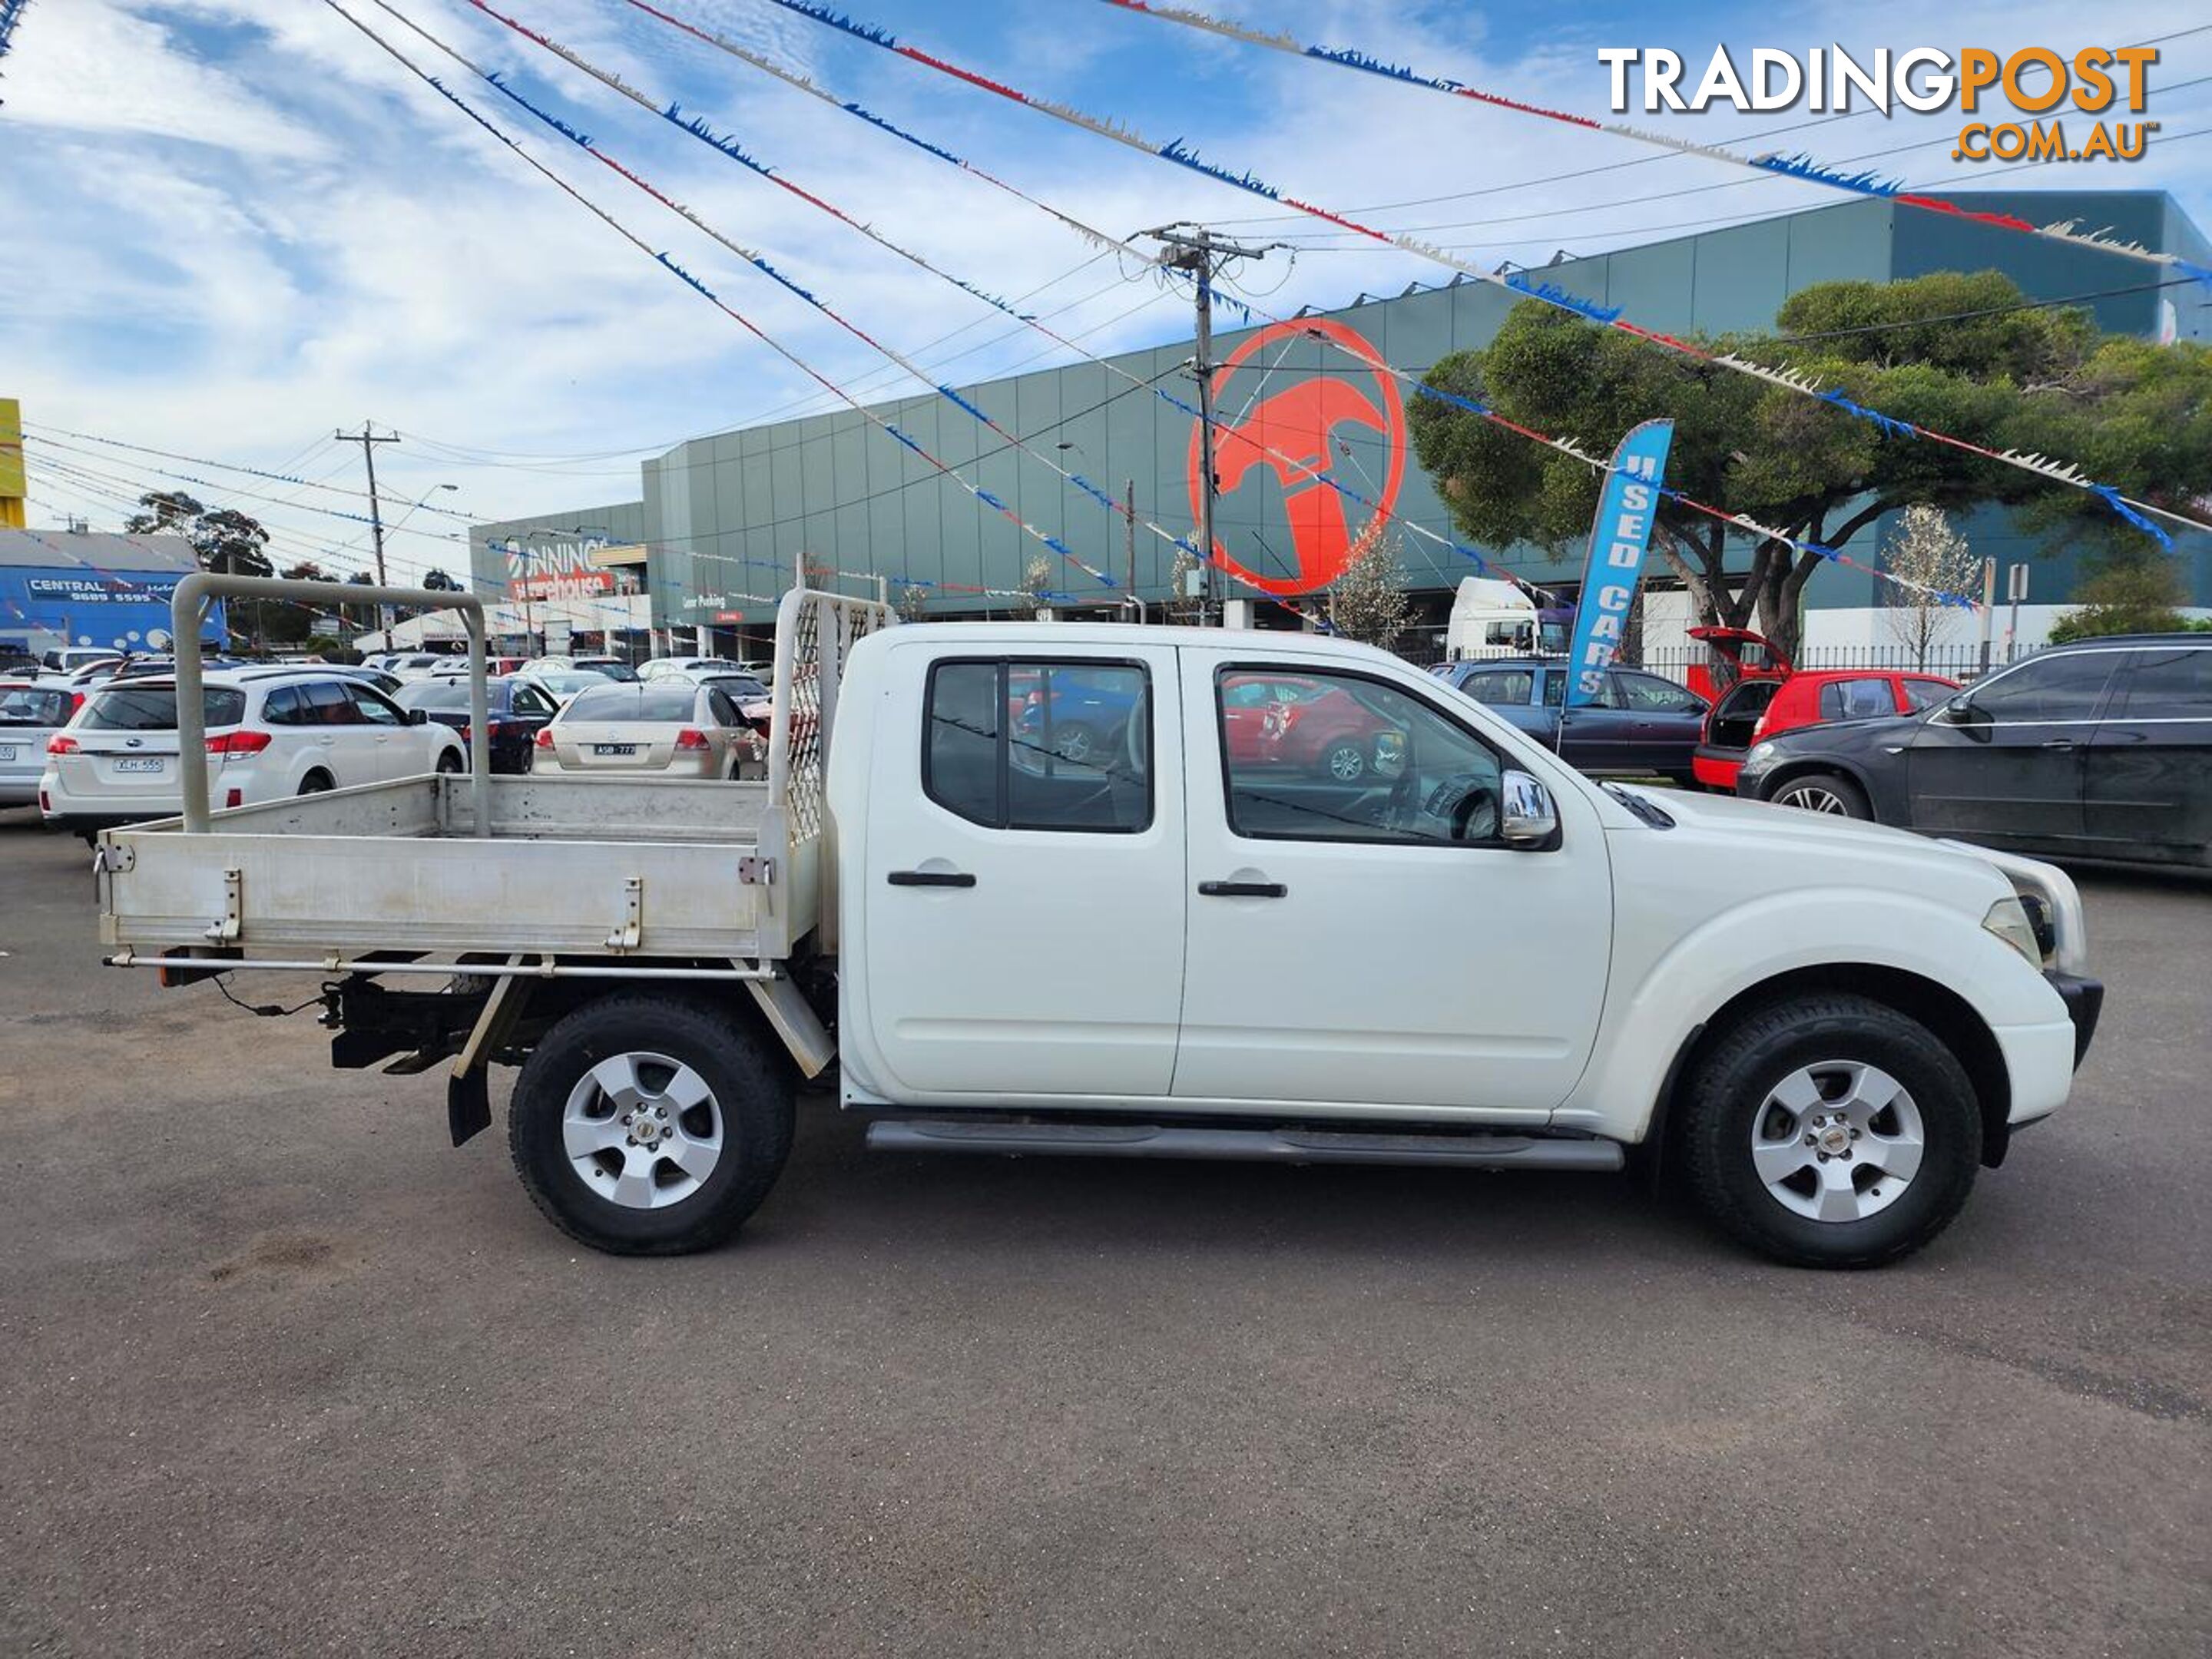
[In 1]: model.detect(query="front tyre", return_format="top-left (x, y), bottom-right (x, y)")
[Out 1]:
top-left (1679, 993), bottom-right (1981, 1269)
top-left (1767, 770), bottom-right (1869, 819)
top-left (508, 992), bottom-right (795, 1255)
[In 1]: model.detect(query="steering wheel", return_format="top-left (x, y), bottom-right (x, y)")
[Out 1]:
top-left (1448, 780), bottom-right (1498, 843)
top-left (1123, 687), bottom-right (1148, 777)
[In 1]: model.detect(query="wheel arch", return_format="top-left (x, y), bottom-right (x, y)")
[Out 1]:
top-left (1645, 964), bottom-right (2013, 1179)
top-left (1754, 755), bottom-right (1879, 808)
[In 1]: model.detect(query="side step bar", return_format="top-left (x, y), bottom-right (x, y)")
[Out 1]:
top-left (865, 1120), bottom-right (1624, 1171)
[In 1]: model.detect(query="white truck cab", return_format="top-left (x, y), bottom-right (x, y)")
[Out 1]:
top-left (98, 583), bottom-right (2100, 1268)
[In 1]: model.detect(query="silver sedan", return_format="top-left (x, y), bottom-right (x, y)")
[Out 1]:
top-left (533, 680), bottom-right (765, 780)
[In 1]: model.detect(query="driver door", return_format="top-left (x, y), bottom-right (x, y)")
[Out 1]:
top-left (1173, 652), bottom-right (1613, 1116)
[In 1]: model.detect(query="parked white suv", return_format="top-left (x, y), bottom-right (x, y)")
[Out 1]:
top-left (40, 668), bottom-right (464, 838)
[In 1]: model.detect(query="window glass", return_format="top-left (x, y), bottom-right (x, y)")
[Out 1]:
top-left (260, 685), bottom-right (307, 726)
top-left (0, 687), bottom-right (71, 727)
top-left (925, 659), bottom-right (1151, 833)
top-left (567, 684), bottom-right (700, 723)
top-left (1970, 653), bottom-right (2119, 722)
top-left (1216, 667), bottom-right (1505, 846)
top-left (705, 688), bottom-right (740, 727)
top-left (1454, 668), bottom-right (1534, 707)
top-left (347, 684), bottom-right (405, 727)
top-left (1819, 678), bottom-right (1897, 722)
top-left (1614, 671), bottom-right (1701, 712)
top-left (1539, 671), bottom-right (1565, 708)
top-left (1900, 677), bottom-right (1954, 713)
top-left (396, 681), bottom-right (469, 711)
top-left (509, 684), bottom-right (553, 717)
top-left (81, 687), bottom-right (247, 730)
top-left (2114, 647), bottom-right (2212, 718)
top-left (304, 681), bottom-right (357, 725)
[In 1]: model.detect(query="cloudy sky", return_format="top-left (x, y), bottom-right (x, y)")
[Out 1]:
top-left (2, 0), bottom-right (2207, 588)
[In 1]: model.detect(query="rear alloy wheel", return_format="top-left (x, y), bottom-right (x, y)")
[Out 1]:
top-left (1679, 993), bottom-right (1980, 1268)
top-left (508, 993), bottom-right (795, 1255)
top-left (1768, 771), bottom-right (1869, 819)
top-left (1050, 720), bottom-right (1100, 765)
top-left (1319, 740), bottom-right (1367, 783)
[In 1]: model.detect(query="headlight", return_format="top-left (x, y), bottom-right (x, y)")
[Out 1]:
top-left (1982, 896), bottom-right (2041, 966)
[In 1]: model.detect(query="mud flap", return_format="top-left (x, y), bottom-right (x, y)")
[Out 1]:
top-left (447, 1068), bottom-right (493, 1147)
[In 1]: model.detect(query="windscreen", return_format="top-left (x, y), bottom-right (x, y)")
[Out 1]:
top-left (396, 681), bottom-right (471, 710)
top-left (566, 684), bottom-right (697, 723)
top-left (0, 686), bottom-right (74, 727)
top-left (81, 685), bottom-right (247, 731)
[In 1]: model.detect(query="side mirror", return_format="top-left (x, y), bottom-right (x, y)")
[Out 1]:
top-left (1499, 770), bottom-right (1560, 851)
top-left (1939, 693), bottom-right (1980, 726)
top-left (408, 708), bottom-right (429, 726)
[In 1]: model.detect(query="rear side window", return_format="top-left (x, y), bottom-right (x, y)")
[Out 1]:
top-left (1454, 668), bottom-right (1534, 705)
top-left (81, 686), bottom-right (247, 730)
top-left (1614, 671), bottom-right (1702, 712)
top-left (0, 687), bottom-right (71, 727)
top-left (2112, 647), bottom-right (2212, 719)
top-left (1818, 679), bottom-right (1897, 722)
top-left (924, 659), bottom-right (1151, 833)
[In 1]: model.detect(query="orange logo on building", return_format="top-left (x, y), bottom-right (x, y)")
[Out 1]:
top-left (1187, 318), bottom-right (1406, 596)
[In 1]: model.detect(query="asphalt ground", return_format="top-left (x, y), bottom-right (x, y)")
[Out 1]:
top-left (1, 804), bottom-right (2206, 1657)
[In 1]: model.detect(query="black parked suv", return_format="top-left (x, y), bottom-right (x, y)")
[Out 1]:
top-left (1737, 634), bottom-right (2212, 869)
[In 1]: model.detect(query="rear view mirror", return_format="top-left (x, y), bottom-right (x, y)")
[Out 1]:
top-left (1499, 770), bottom-right (1560, 851)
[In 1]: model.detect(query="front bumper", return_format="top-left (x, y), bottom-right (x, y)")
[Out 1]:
top-left (2044, 971), bottom-right (2104, 1070)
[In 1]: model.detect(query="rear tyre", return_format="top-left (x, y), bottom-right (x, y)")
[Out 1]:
top-left (508, 992), bottom-right (795, 1256)
top-left (298, 771), bottom-right (333, 795)
top-left (1767, 771), bottom-right (1869, 819)
top-left (1678, 993), bottom-right (1981, 1269)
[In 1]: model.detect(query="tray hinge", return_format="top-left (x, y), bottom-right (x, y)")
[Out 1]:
top-left (738, 856), bottom-right (776, 886)
top-left (206, 867), bottom-right (243, 943)
top-left (605, 876), bottom-right (643, 952)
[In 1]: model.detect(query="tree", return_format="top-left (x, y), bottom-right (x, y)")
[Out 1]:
top-left (895, 581), bottom-right (930, 624)
top-left (1409, 272), bottom-right (2212, 661)
top-left (2047, 557), bottom-right (2207, 642)
top-left (421, 568), bottom-right (462, 592)
top-left (1881, 505), bottom-right (1981, 668)
top-left (1164, 547), bottom-right (1204, 624)
top-left (1326, 529), bottom-right (1412, 650)
top-left (125, 491), bottom-right (274, 647)
top-left (1015, 555), bottom-right (1054, 619)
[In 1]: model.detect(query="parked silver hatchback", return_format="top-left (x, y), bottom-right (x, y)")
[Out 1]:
top-left (533, 680), bottom-right (764, 780)
top-left (0, 680), bottom-right (80, 807)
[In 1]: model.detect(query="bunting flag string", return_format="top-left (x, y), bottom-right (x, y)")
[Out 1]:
top-left (363, 0), bottom-right (1320, 601)
top-left (457, 0), bottom-right (1539, 598)
top-left (620, 0), bottom-right (1985, 611)
top-left (0, 1), bottom-right (30, 68)
top-left (1101, 2), bottom-right (2212, 293)
top-left (319, 1), bottom-right (1190, 614)
top-left (747, 0), bottom-right (2207, 548)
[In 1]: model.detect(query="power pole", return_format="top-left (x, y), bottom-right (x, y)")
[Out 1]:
top-left (1139, 224), bottom-right (1283, 624)
top-left (337, 422), bottom-right (400, 638)
top-left (1124, 478), bottom-right (1137, 604)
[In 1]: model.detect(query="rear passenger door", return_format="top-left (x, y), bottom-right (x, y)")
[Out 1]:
top-left (850, 644), bottom-right (1186, 1102)
top-left (299, 681), bottom-right (378, 786)
top-left (1904, 650), bottom-right (2121, 846)
top-left (2085, 645), bottom-right (2212, 863)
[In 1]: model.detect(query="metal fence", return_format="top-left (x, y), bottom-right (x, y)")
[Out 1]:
top-left (1632, 644), bottom-right (1998, 684)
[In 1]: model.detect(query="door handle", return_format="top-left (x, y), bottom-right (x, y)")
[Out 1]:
top-left (887, 869), bottom-right (975, 888)
top-left (2041, 737), bottom-right (2076, 750)
top-left (1198, 880), bottom-right (1287, 898)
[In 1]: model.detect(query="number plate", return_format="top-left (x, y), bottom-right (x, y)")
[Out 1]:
top-left (114, 757), bottom-right (165, 773)
top-left (592, 743), bottom-right (638, 757)
top-left (0, 745), bottom-right (15, 763)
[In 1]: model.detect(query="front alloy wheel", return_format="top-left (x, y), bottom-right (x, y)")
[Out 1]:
top-left (1748, 1061), bottom-right (1925, 1224)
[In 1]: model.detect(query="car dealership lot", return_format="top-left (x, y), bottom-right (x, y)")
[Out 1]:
top-left (2, 806), bottom-right (2205, 1657)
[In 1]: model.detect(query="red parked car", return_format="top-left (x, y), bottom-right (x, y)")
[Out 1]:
top-left (1692, 628), bottom-right (1959, 790)
top-left (1220, 673), bottom-right (1401, 781)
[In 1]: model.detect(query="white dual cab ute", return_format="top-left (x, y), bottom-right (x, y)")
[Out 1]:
top-left (98, 575), bottom-right (2103, 1268)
